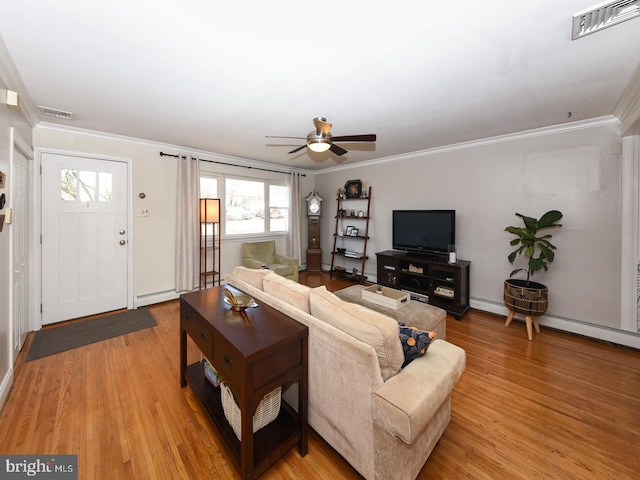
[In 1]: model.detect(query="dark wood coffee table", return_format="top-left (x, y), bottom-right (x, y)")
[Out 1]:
top-left (180, 285), bottom-right (308, 479)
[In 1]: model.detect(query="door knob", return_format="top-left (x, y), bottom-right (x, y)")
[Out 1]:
top-left (119, 229), bottom-right (126, 235)
top-left (119, 240), bottom-right (126, 245)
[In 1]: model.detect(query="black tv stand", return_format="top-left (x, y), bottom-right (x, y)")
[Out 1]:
top-left (376, 250), bottom-right (470, 319)
top-left (405, 251), bottom-right (448, 262)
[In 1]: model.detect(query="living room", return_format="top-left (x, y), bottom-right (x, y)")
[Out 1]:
top-left (1, 1), bottom-right (640, 478)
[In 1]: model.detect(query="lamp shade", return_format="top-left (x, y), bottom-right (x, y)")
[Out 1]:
top-left (200, 198), bottom-right (220, 223)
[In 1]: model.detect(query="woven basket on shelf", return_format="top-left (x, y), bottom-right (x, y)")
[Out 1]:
top-left (220, 382), bottom-right (281, 441)
top-left (503, 279), bottom-right (548, 317)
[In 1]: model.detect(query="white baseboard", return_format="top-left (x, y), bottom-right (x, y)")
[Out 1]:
top-left (133, 282), bottom-right (230, 309)
top-left (0, 367), bottom-right (14, 413)
top-left (471, 298), bottom-right (640, 350)
top-left (134, 290), bottom-right (180, 308)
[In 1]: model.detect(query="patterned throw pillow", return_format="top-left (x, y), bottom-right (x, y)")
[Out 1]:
top-left (398, 321), bottom-right (437, 367)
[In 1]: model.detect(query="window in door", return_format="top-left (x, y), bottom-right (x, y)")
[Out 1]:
top-left (61, 169), bottom-right (112, 202)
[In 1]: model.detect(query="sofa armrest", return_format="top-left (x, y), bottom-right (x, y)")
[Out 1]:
top-left (242, 258), bottom-right (265, 269)
top-left (372, 339), bottom-right (466, 443)
top-left (274, 253), bottom-right (297, 267)
top-left (273, 254), bottom-right (299, 281)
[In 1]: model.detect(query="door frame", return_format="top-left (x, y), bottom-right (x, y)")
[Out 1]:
top-left (33, 147), bottom-right (134, 331)
top-left (9, 128), bottom-right (33, 354)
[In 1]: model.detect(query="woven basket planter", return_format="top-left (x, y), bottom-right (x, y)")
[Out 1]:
top-left (503, 279), bottom-right (548, 317)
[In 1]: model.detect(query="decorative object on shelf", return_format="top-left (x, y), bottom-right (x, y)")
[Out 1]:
top-left (448, 244), bottom-right (457, 264)
top-left (358, 210), bottom-right (364, 217)
top-left (350, 228), bottom-right (359, 237)
top-left (345, 226), bottom-right (354, 236)
top-left (221, 382), bottom-right (282, 441)
top-left (200, 198), bottom-right (221, 289)
top-left (223, 289), bottom-right (258, 311)
top-left (344, 179), bottom-right (362, 198)
top-left (503, 210), bottom-right (563, 340)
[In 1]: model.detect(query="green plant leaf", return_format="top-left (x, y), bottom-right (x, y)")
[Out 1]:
top-left (537, 210), bottom-right (563, 229)
top-left (509, 268), bottom-right (523, 278)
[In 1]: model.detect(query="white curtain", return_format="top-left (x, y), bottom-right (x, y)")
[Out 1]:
top-left (176, 155), bottom-right (201, 293)
top-left (287, 173), bottom-right (302, 265)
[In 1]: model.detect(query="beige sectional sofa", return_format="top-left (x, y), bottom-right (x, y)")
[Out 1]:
top-left (225, 267), bottom-right (466, 480)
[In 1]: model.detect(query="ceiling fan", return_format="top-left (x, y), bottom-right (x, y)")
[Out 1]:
top-left (266, 116), bottom-right (376, 156)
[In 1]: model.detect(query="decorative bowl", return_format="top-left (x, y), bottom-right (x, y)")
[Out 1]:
top-left (223, 292), bottom-right (258, 311)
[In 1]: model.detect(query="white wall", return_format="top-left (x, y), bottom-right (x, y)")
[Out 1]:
top-left (315, 119), bottom-right (626, 333)
top-left (33, 126), bottom-right (314, 305)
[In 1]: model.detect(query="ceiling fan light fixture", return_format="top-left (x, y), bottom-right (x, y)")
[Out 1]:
top-left (307, 133), bottom-right (331, 152)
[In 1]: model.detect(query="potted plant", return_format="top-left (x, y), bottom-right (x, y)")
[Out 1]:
top-left (504, 210), bottom-right (563, 318)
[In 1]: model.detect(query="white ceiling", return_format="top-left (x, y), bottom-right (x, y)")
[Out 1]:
top-left (1, 0), bottom-right (639, 170)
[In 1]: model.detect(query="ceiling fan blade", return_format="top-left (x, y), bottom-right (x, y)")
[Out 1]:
top-left (266, 136), bottom-right (306, 140)
top-left (332, 134), bottom-right (377, 142)
top-left (329, 144), bottom-right (348, 156)
top-left (288, 145), bottom-right (307, 154)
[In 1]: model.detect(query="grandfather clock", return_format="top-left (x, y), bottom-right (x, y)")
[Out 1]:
top-left (305, 190), bottom-right (323, 272)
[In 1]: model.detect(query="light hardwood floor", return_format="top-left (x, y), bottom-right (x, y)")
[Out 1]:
top-left (1, 272), bottom-right (639, 479)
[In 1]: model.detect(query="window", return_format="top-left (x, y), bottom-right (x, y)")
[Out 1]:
top-left (269, 184), bottom-right (288, 232)
top-left (200, 174), bottom-right (289, 236)
top-left (61, 169), bottom-right (112, 202)
top-left (225, 178), bottom-right (264, 235)
top-left (200, 176), bottom-right (218, 199)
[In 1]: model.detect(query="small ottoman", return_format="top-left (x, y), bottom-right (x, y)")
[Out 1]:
top-left (334, 284), bottom-right (447, 339)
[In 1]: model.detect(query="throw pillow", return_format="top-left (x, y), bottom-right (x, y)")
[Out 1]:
top-left (263, 271), bottom-right (311, 313)
top-left (231, 266), bottom-right (272, 290)
top-left (398, 321), bottom-right (437, 367)
top-left (310, 286), bottom-right (404, 381)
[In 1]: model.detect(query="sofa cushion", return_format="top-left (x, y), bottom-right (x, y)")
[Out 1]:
top-left (263, 271), bottom-right (311, 313)
top-left (398, 322), bottom-right (437, 367)
top-left (230, 266), bottom-right (272, 290)
top-left (310, 286), bottom-right (403, 381)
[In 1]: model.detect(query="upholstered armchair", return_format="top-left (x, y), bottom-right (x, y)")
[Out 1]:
top-left (241, 240), bottom-right (299, 282)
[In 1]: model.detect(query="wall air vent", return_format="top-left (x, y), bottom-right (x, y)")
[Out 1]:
top-left (38, 106), bottom-right (74, 120)
top-left (572, 0), bottom-right (640, 39)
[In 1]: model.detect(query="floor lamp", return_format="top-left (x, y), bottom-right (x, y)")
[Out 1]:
top-left (200, 198), bottom-right (221, 289)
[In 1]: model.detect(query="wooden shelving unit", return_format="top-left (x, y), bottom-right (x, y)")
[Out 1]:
top-left (330, 186), bottom-right (372, 284)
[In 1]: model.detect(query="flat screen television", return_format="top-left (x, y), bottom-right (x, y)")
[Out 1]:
top-left (392, 210), bottom-right (455, 256)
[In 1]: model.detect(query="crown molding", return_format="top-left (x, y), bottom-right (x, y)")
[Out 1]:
top-left (615, 63), bottom-right (640, 136)
top-left (0, 35), bottom-right (40, 127)
top-left (35, 122), bottom-right (314, 176)
top-left (319, 115), bottom-right (621, 174)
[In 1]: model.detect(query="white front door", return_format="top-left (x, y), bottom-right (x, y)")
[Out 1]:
top-left (41, 153), bottom-right (129, 325)
top-left (10, 129), bottom-right (31, 361)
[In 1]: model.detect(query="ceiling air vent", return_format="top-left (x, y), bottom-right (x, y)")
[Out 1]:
top-left (38, 105), bottom-right (74, 120)
top-left (572, 0), bottom-right (640, 39)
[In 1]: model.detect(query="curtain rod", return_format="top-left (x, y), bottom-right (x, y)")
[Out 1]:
top-left (159, 151), bottom-right (306, 177)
